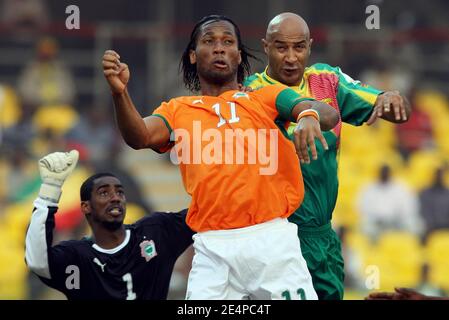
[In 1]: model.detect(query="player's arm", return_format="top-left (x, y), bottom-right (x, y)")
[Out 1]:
top-left (269, 86), bottom-right (339, 163)
top-left (163, 209), bottom-right (194, 257)
top-left (334, 66), bottom-right (410, 126)
top-left (290, 100), bottom-right (339, 132)
top-left (25, 151), bottom-right (79, 280)
top-left (290, 100), bottom-right (339, 163)
top-left (366, 91), bottom-right (411, 125)
top-left (102, 50), bottom-right (170, 151)
top-left (138, 209), bottom-right (194, 258)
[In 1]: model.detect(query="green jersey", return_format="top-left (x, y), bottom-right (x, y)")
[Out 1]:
top-left (244, 63), bottom-right (382, 227)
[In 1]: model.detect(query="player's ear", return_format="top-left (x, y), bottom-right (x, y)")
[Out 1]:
top-left (238, 50), bottom-right (242, 65)
top-left (189, 50), bottom-right (196, 65)
top-left (308, 38), bottom-right (313, 56)
top-left (262, 38), bottom-right (268, 55)
top-left (81, 201), bottom-right (91, 216)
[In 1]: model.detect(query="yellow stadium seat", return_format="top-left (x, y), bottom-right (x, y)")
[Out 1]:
top-left (0, 239), bottom-right (28, 299)
top-left (426, 230), bottom-right (449, 259)
top-left (341, 124), bottom-right (377, 155)
top-left (32, 104), bottom-right (79, 135)
top-left (3, 202), bottom-right (35, 248)
top-left (373, 232), bottom-right (423, 291)
top-left (426, 230), bottom-right (449, 291)
top-left (373, 120), bottom-right (397, 148)
top-left (433, 124), bottom-right (449, 162)
top-left (343, 231), bottom-right (379, 288)
top-left (346, 231), bottom-right (371, 253)
top-left (377, 231), bottom-right (422, 254)
top-left (415, 90), bottom-right (449, 120)
top-left (343, 290), bottom-right (367, 300)
top-left (333, 200), bottom-right (359, 229)
top-left (402, 150), bottom-right (446, 190)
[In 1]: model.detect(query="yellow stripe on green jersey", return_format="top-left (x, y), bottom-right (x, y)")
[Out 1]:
top-left (244, 63), bottom-right (382, 228)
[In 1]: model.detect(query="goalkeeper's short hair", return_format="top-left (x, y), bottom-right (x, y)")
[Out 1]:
top-left (80, 173), bottom-right (118, 201)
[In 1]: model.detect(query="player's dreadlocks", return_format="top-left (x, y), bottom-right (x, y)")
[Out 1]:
top-left (180, 15), bottom-right (258, 92)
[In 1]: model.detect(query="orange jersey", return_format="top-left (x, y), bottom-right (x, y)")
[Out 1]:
top-left (153, 84), bottom-right (312, 232)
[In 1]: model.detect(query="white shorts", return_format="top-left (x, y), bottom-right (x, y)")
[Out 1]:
top-left (186, 218), bottom-right (318, 300)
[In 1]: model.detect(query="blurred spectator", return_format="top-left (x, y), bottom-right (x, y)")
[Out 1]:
top-left (65, 105), bottom-right (117, 165)
top-left (1, 102), bottom-right (36, 151)
top-left (357, 164), bottom-right (423, 241)
top-left (4, 147), bottom-right (39, 202)
top-left (0, 0), bottom-right (49, 40)
top-left (32, 104), bottom-right (79, 137)
top-left (360, 60), bottom-right (413, 95)
top-left (31, 127), bottom-right (68, 158)
top-left (419, 166), bottom-right (449, 239)
top-left (395, 89), bottom-right (435, 162)
top-left (0, 84), bottom-right (21, 144)
top-left (17, 37), bottom-right (76, 109)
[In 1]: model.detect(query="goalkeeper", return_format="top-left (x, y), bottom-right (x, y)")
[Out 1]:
top-left (25, 150), bottom-right (194, 300)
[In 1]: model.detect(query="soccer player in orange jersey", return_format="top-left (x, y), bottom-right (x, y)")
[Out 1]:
top-left (103, 15), bottom-right (339, 299)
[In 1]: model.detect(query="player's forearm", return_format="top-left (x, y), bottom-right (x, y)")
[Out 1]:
top-left (292, 101), bottom-right (339, 131)
top-left (112, 89), bottom-right (152, 149)
top-left (25, 198), bottom-right (57, 279)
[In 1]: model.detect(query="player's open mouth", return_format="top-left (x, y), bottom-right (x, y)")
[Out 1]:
top-left (283, 68), bottom-right (299, 74)
top-left (213, 60), bottom-right (228, 69)
top-left (107, 206), bottom-right (123, 217)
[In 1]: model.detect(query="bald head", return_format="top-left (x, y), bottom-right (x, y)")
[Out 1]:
top-left (266, 12), bottom-right (310, 41)
top-left (262, 12), bottom-right (312, 86)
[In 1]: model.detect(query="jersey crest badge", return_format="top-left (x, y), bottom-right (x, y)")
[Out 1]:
top-left (140, 240), bottom-right (157, 262)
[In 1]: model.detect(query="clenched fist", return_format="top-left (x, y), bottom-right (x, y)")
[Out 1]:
top-left (102, 50), bottom-right (130, 94)
top-left (38, 150), bottom-right (79, 203)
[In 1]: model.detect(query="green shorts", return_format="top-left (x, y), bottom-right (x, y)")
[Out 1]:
top-left (297, 222), bottom-right (345, 300)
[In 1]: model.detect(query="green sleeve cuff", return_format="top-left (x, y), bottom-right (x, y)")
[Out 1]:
top-left (150, 114), bottom-right (174, 153)
top-left (275, 88), bottom-right (315, 121)
top-left (151, 114), bottom-right (173, 134)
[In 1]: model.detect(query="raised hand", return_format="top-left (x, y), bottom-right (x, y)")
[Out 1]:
top-left (102, 50), bottom-right (130, 94)
top-left (367, 90), bottom-right (409, 125)
top-left (38, 150), bottom-right (79, 203)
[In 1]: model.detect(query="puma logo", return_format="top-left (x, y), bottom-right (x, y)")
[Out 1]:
top-left (93, 258), bottom-right (106, 272)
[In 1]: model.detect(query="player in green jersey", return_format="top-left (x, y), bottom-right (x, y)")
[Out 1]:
top-left (244, 12), bottom-right (411, 299)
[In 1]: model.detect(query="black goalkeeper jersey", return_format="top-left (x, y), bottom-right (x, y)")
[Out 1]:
top-left (25, 198), bottom-right (194, 300)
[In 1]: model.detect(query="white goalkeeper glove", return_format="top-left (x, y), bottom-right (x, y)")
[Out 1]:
top-left (38, 150), bottom-right (79, 203)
